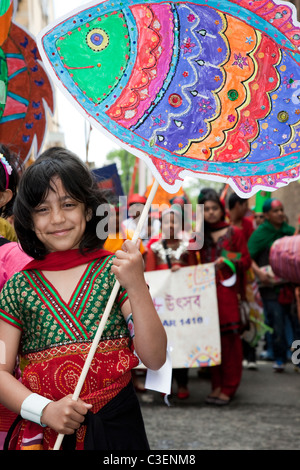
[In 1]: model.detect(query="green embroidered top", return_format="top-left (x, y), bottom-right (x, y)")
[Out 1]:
top-left (0, 255), bottom-right (129, 355)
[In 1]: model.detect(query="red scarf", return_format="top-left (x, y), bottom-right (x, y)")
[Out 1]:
top-left (205, 221), bottom-right (229, 232)
top-left (23, 248), bottom-right (113, 271)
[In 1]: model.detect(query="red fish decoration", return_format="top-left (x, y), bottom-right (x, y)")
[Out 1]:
top-left (0, 1), bottom-right (54, 163)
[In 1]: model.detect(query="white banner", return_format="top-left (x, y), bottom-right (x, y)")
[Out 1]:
top-left (144, 263), bottom-right (221, 368)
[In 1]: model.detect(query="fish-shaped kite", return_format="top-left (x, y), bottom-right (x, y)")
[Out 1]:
top-left (38, 0), bottom-right (300, 196)
top-left (0, 0), bottom-right (54, 163)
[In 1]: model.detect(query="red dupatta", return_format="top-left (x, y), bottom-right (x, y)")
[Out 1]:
top-left (23, 248), bottom-right (113, 271)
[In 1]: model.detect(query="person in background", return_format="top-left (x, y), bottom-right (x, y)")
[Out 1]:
top-left (227, 193), bottom-right (258, 369)
top-left (252, 191), bottom-right (270, 228)
top-left (104, 203), bottom-right (146, 256)
top-left (197, 189), bottom-right (251, 405)
top-left (122, 194), bottom-right (160, 244)
top-left (169, 195), bottom-right (192, 237)
top-left (145, 206), bottom-right (197, 400)
top-left (248, 198), bottom-right (295, 372)
top-left (141, 210), bottom-right (161, 247)
top-left (0, 217), bottom-right (17, 242)
top-left (0, 144), bottom-right (30, 450)
top-left (0, 145), bottom-right (21, 246)
top-left (254, 212), bottom-right (265, 228)
top-left (228, 193), bottom-right (254, 242)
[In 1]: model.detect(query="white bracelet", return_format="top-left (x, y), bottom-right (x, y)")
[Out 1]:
top-left (20, 393), bottom-right (52, 427)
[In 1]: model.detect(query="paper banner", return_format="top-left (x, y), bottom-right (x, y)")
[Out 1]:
top-left (144, 263), bottom-right (221, 368)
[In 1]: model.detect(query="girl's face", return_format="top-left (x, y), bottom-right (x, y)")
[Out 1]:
top-left (32, 177), bottom-right (91, 253)
top-left (161, 212), bottom-right (181, 239)
top-left (204, 200), bottom-right (223, 224)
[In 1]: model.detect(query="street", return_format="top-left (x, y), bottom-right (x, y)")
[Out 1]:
top-left (138, 359), bottom-right (300, 451)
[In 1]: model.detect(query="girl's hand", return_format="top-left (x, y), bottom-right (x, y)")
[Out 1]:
top-left (215, 257), bottom-right (225, 270)
top-left (41, 395), bottom-right (92, 434)
top-left (258, 269), bottom-right (273, 285)
top-left (171, 265), bottom-right (181, 272)
top-left (111, 240), bottom-right (145, 291)
top-left (115, 240), bottom-right (168, 371)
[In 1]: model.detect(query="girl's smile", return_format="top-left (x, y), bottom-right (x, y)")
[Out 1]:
top-left (32, 176), bottom-right (91, 252)
top-left (50, 228), bottom-right (72, 236)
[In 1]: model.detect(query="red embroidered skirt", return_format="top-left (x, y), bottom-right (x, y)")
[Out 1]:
top-left (6, 339), bottom-right (139, 450)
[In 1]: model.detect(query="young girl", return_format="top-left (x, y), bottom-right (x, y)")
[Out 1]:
top-left (197, 189), bottom-right (251, 405)
top-left (0, 147), bottom-right (167, 450)
top-left (145, 207), bottom-right (197, 400)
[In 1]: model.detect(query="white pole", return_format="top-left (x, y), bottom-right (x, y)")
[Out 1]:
top-left (53, 178), bottom-right (160, 450)
top-left (138, 159), bottom-right (146, 196)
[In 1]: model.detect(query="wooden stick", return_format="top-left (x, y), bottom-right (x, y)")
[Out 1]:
top-left (53, 178), bottom-right (160, 450)
top-left (128, 157), bottom-right (139, 200)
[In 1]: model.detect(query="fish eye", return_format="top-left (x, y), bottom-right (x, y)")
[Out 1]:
top-left (86, 28), bottom-right (109, 52)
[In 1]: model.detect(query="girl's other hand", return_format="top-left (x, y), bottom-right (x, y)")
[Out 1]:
top-left (258, 269), bottom-right (273, 285)
top-left (171, 265), bottom-right (181, 272)
top-left (215, 257), bottom-right (225, 270)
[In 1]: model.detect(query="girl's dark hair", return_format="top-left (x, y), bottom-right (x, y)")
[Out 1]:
top-left (198, 188), bottom-right (227, 246)
top-left (13, 147), bottom-right (108, 259)
top-left (0, 144), bottom-right (22, 218)
top-left (228, 192), bottom-right (245, 210)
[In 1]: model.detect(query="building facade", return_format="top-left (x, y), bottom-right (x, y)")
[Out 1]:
top-left (15, 0), bottom-right (64, 153)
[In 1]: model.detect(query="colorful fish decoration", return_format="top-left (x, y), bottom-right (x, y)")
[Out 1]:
top-left (38, 0), bottom-right (300, 196)
top-left (0, 0), bottom-right (54, 163)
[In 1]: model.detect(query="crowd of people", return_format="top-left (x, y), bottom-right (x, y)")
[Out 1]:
top-left (0, 144), bottom-right (299, 450)
top-left (111, 178), bottom-right (300, 402)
